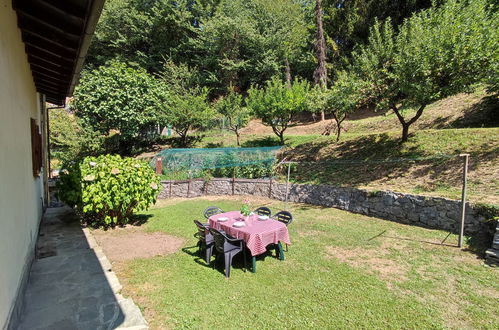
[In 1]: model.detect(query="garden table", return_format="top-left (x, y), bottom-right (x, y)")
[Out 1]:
top-left (208, 211), bottom-right (291, 272)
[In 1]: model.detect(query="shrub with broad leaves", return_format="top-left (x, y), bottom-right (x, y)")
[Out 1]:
top-left (57, 154), bottom-right (160, 227)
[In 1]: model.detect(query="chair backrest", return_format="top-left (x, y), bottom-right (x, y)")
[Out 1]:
top-left (193, 220), bottom-right (207, 241)
top-left (274, 211), bottom-right (293, 226)
top-left (208, 227), bottom-right (226, 253)
top-left (204, 206), bottom-right (224, 219)
top-left (254, 206), bottom-right (272, 217)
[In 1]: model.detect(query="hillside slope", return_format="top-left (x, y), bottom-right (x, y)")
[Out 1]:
top-left (198, 90), bottom-right (498, 205)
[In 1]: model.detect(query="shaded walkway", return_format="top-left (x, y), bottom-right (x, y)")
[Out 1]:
top-left (18, 206), bottom-right (148, 330)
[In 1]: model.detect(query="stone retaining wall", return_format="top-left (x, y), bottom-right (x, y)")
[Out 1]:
top-left (159, 178), bottom-right (489, 235)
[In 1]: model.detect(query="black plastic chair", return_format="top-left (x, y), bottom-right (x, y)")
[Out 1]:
top-left (193, 220), bottom-right (214, 264)
top-left (274, 210), bottom-right (293, 226)
top-left (203, 206), bottom-right (224, 219)
top-left (273, 210), bottom-right (293, 251)
top-left (209, 228), bottom-right (246, 278)
top-left (254, 206), bottom-right (272, 217)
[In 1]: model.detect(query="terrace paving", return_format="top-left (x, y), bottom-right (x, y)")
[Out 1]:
top-left (17, 206), bottom-right (148, 330)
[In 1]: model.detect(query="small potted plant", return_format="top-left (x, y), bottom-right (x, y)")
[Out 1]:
top-left (240, 200), bottom-right (251, 221)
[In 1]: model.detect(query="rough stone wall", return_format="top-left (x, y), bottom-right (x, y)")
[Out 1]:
top-left (159, 178), bottom-right (487, 235)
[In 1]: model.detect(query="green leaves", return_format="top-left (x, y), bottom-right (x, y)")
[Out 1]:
top-left (350, 0), bottom-right (498, 141)
top-left (247, 77), bottom-right (310, 144)
top-left (215, 89), bottom-right (252, 145)
top-left (57, 155), bottom-right (161, 228)
top-left (73, 60), bottom-right (163, 154)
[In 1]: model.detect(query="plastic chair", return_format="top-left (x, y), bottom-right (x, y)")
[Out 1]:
top-left (209, 228), bottom-right (246, 278)
top-left (274, 210), bottom-right (293, 226)
top-left (273, 210), bottom-right (293, 252)
top-left (193, 220), bottom-right (214, 264)
top-left (254, 206), bottom-right (272, 217)
top-left (203, 206), bottom-right (224, 219)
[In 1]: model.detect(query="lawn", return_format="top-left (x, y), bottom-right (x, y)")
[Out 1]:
top-left (111, 196), bottom-right (499, 329)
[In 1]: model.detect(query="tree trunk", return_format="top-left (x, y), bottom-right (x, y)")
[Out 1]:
top-left (235, 131), bottom-right (240, 146)
top-left (331, 112), bottom-right (345, 142)
top-left (279, 133), bottom-right (285, 145)
top-left (313, 0), bottom-right (327, 121)
top-left (392, 104), bottom-right (426, 143)
top-left (401, 123), bottom-right (410, 143)
top-left (284, 57), bottom-right (292, 88)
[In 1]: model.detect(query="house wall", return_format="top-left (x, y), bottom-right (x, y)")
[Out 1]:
top-left (0, 1), bottom-right (45, 328)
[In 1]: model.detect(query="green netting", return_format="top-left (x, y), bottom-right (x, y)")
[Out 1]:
top-left (150, 146), bottom-right (282, 173)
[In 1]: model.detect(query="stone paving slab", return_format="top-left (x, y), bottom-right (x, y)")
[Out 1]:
top-left (17, 206), bottom-right (148, 330)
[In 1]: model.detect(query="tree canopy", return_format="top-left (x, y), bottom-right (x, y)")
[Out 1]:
top-left (72, 60), bottom-right (162, 153)
top-left (247, 77), bottom-right (310, 144)
top-left (350, 0), bottom-right (498, 142)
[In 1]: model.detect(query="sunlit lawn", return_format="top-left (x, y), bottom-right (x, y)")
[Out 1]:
top-left (116, 196), bottom-right (498, 329)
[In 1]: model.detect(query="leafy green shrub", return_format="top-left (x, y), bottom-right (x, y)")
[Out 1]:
top-left (49, 108), bottom-right (104, 164)
top-left (58, 154), bottom-right (160, 227)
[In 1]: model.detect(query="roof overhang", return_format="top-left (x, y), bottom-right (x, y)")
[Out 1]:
top-left (12, 0), bottom-right (105, 105)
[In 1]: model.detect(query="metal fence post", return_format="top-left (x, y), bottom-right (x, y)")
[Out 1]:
top-left (285, 162), bottom-right (291, 209)
top-left (458, 153), bottom-right (469, 248)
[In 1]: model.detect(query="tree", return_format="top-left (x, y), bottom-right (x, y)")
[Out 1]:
top-left (313, 0), bottom-right (328, 121)
top-left (189, 0), bottom-right (312, 96)
top-left (322, 0), bottom-right (433, 68)
top-left (86, 0), bottom-right (218, 72)
top-left (49, 108), bottom-right (105, 164)
top-left (247, 77), bottom-right (310, 145)
top-left (215, 88), bottom-right (252, 146)
top-left (309, 71), bottom-right (366, 141)
top-left (156, 61), bottom-right (214, 146)
top-left (72, 60), bottom-right (161, 154)
top-left (352, 0), bottom-right (498, 142)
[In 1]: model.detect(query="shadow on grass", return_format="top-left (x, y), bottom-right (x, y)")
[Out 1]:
top-left (283, 133), bottom-right (424, 187)
top-left (447, 95), bottom-right (499, 129)
top-left (241, 136), bottom-right (282, 147)
top-left (182, 243), bottom-right (279, 276)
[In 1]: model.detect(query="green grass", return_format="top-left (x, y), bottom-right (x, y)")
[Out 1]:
top-left (117, 197), bottom-right (499, 329)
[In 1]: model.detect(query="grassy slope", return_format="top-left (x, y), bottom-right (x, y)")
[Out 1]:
top-left (195, 90), bottom-right (498, 204)
top-left (115, 197), bottom-right (499, 329)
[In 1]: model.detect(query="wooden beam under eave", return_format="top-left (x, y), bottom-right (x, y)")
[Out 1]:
top-left (17, 16), bottom-right (81, 50)
top-left (28, 55), bottom-right (73, 74)
top-left (15, 7), bottom-right (83, 38)
top-left (25, 44), bottom-right (74, 66)
top-left (31, 70), bottom-right (70, 84)
top-left (30, 65), bottom-right (72, 80)
top-left (23, 37), bottom-right (77, 60)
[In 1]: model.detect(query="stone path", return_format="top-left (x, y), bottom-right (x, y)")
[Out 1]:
top-left (17, 206), bottom-right (148, 330)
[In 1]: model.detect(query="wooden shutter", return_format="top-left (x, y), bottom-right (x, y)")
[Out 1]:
top-left (30, 118), bottom-right (42, 177)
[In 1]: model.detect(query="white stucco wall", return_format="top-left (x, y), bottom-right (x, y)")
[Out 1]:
top-left (0, 0), bottom-right (45, 328)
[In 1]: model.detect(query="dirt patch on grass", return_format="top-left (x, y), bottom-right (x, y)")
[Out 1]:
top-left (93, 228), bottom-right (184, 262)
top-left (325, 245), bottom-right (408, 283)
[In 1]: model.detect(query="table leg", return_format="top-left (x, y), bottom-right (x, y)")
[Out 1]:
top-left (277, 242), bottom-right (285, 261)
top-left (252, 256), bottom-right (256, 273)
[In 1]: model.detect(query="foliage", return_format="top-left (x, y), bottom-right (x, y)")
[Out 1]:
top-left (240, 200), bottom-right (251, 216)
top-left (87, 0), bottom-right (218, 72)
top-left (188, 0), bottom-right (311, 95)
top-left (351, 0), bottom-right (498, 142)
top-left (308, 71), bottom-right (366, 141)
top-left (57, 155), bottom-right (160, 227)
top-left (49, 108), bottom-right (105, 164)
top-left (72, 60), bottom-right (163, 154)
top-left (322, 0), bottom-right (434, 69)
top-left (247, 77), bottom-right (310, 144)
top-left (155, 61), bottom-right (215, 146)
top-left (215, 89), bottom-right (252, 145)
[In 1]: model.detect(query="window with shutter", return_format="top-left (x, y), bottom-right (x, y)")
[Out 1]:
top-left (30, 118), bottom-right (42, 177)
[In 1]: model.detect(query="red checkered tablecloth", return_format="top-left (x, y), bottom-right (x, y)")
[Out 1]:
top-left (209, 211), bottom-right (291, 257)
